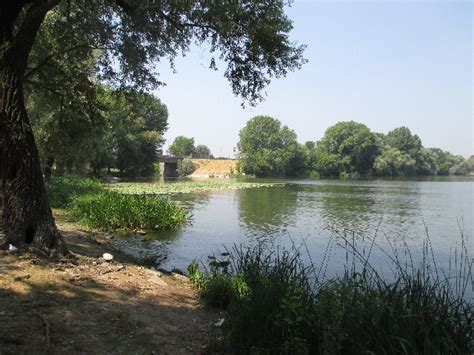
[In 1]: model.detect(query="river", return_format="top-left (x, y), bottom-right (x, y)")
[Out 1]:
top-left (114, 177), bottom-right (473, 295)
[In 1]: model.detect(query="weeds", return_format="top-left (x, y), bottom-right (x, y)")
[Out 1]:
top-left (108, 181), bottom-right (284, 195)
top-left (47, 176), bottom-right (103, 208)
top-left (71, 191), bottom-right (187, 230)
top-left (190, 239), bottom-right (473, 354)
top-left (47, 176), bottom-right (188, 231)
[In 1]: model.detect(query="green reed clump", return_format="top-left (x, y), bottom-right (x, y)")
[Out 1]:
top-left (71, 191), bottom-right (187, 230)
top-left (48, 176), bottom-right (104, 208)
top-left (189, 243), bottom-right (472, 354)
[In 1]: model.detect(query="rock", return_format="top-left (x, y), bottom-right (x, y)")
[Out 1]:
top-left (172, 273), bottom-right (188, 282)
top-left (116, 264), bottom-right (125, 271)
top-left (149, 274), bottom-right (168, 287)
top-left (102, 253), bottom-right (114, 261)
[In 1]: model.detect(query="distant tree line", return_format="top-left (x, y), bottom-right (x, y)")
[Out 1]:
top-left (168, 136), bottom-right (214, 159)
top-left (237, 116), bottom-right (473, 178)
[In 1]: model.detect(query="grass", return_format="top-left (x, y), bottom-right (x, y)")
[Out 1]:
top-left (189, 240), bottom-right (473, 354)
top-left (107, 181), bottom-right (284, 195)
top-left (48, 176), bottom-right (103, 208)
top-left (47, 177), bottom-right (187, 231)
top-left (71, 191), bottom-right (187, 230)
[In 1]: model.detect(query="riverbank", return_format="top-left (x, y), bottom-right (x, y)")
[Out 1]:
top-left (0, 223), bottom-right (218, 353)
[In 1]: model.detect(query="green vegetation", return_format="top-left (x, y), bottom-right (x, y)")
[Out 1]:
top-left (169, 136), bottom-right (196, 158)
top-left (47, 177), bottom-right (187, 231)
top-left (237, 118), bottom-right (473, 178)
top-left (189, 243), bottom-right (472, 354)
top-left (311, 121), bottom-right (378, 177)
top-left (71, 192), bottom-right (186, 230)
top-left (108, 181), bottom-right (284, 195)
top-left (194, 145), bottom-right (213, 159)
top-left (48, 176), bottom-right (103, 208)
top-left (177, 158), bottom-right (196, 177)
top-left (168, 137), bottom-right (214, 159)
top-left (237, 116), bottom-right (305, 177)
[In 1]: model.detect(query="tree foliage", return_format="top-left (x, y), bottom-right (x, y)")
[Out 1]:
top-left (169, 136), bottom-right (196, 157)
top-left (194, 145), bottom-right (213, 159)
top-left (313, 121), bottom-right (378, 177)
top-left (237, 116), bottom-right (304, 177)
top-left (238, 119), bottom-right (470, 178)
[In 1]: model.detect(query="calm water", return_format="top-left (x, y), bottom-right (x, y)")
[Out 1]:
top-left (115, 177), bottom-right (473, 292)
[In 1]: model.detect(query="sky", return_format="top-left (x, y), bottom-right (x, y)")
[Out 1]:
top-left (153, 1), bottom-right (473, 158)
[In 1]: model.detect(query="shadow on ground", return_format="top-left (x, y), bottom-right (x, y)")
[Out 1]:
top-left (0, 226), bottom-right (217, 354)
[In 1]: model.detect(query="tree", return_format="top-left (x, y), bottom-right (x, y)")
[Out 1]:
top-left (313, 121), bottom-right (378, 176)
top-left (104, 88), bottom-right (168, 177)
top-left (384, 127), bottom-right (434, 175)
top-left (385, 127), bottom-right (422, 156)
top-left (373, 147), bottom-right (416, 176)
top-left (467, 155), bottom-right (474, 173)
top-left (237, 116), bottom-right (304, 177)
top-left (169, 136), bottom-right (195, 158)
top-left (194, 145), bottom-right (213, 159)
top-left (0, 1), bottom-right (305, 254)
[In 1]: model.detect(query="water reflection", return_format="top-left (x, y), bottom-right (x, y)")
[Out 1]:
top-left (114, 178), bottom-right (473, 278)
top-left (237, 186), bottom-right (298, 234)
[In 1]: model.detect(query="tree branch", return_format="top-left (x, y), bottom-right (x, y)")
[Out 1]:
top-left (24, 43), bottom-right (92, 80)
top-left (160, 12), bottom-right (219, 33)
top-left (25, 78), bottom-right (64, 98)
top-left (12, 0), bottom-right (62, 74)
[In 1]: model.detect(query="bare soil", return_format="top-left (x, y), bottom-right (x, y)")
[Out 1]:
top-left (0, 224), bottom-right (219, 354)
top-left (190, 159), bottom-right (237, 178)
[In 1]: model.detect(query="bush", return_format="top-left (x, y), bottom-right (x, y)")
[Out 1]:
top-left (71, 191), bottom-right (187, 230)
top-left (190, 243), bottom-right (473, 354)
top-left (177, 158), bottom-right (196, 177)
top-left (48, 176), bottom-right (103, 208)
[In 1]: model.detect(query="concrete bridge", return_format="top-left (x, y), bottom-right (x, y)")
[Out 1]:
top-left (158, 155), bottom-right (181, 178)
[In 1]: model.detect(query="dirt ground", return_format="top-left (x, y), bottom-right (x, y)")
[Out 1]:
top-left (0, 225), bottom-right (219, 354)
top-left (190, 159), bottom-right (237, 178)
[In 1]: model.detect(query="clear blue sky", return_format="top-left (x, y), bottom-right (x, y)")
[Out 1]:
top-left (153, 1), bottom-right (472, 158)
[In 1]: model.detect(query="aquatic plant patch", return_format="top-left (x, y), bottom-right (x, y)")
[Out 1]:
top-left (71, 191), bottom-right (187, 230)
top-left (107, 181), bottom-right (284, 195)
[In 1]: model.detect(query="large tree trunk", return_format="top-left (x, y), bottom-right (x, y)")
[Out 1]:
top-left (0, 62), bottom-right (68, 255)
top-left (0, 0), bottom-right (67, 255)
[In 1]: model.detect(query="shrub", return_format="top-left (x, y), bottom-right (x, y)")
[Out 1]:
top-left (71, 191), bottom-right (187, 230)
top-left (177, 158), bottom-right (196, 177)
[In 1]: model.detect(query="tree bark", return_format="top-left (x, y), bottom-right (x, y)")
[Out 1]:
top-left (0, 1), bottom-right (67, 255)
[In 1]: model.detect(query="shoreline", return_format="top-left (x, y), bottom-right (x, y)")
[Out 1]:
top-left (0, 223), bottom-right (218, 353)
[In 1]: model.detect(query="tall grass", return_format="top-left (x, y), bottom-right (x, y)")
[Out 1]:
top-left (48, 177), bottom-right (188, 231)
top-left (71, 191), bottom-right (187, 230)
top-left (47, 176), bottom-right (103, 208)
top-left (189, 239), bottom-right (473, 354)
